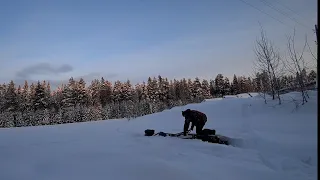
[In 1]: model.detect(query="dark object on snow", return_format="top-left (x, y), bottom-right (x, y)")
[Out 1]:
top-left (201, 135), bottom-right (229, 145)
top-left (158, 132), bottom-right (167, 137)
top-left (145, 129), bottom-right (155, 136)
top-left (159, 131), bottom-right (183, 137)
top-left (182, 109), bottom-right (207, 136)
top-left (144, 129), bottom-right (182, 137)
top-left (202, 128), bottom-right (216, 135)
top-left (144, 129), bottom-right (229, 145)
top-left (187, 133), bottom-right (229, 145)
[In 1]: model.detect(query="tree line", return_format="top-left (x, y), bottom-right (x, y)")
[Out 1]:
top-left (0, 69), bottom-right (316, 128)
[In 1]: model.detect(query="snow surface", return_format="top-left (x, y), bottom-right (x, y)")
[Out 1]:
top-left (0, 91), bottom-right (317, 180)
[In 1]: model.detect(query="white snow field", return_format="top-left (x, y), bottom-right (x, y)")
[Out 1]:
top-left (0, 91), bottom-right (317, 180)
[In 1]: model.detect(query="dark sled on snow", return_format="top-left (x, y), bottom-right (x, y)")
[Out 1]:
top-left (144, 129), bottom-right (229, 145)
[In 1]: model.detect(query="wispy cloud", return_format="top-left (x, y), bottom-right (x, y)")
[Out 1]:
top-left (15, 63), bottom-right (73, 79)
top-left (12, 71), bottom-right (119, 90)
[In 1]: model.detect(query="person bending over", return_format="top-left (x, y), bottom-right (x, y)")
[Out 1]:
top-left (182, 109), bottom-right (207, 136)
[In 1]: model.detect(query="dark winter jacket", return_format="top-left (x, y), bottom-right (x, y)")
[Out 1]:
top-left (182, 109), bottom-right (207, 135)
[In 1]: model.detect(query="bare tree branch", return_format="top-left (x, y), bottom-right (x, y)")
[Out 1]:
top-left (253, 27), bottom-right (283, 105)
top-left (306, 35), bottom-right (317, 62)
top-left (285, 28), bottom-right (309, 104)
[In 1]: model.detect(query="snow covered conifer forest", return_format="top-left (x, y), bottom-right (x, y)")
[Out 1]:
top-left (0, 70), bottom-right (316, 128)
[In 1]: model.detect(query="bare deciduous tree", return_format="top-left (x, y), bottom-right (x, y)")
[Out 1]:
top-left (253, 27), bottom-right (283, 105)
top-left (284, 29), bottom-right (309, 104)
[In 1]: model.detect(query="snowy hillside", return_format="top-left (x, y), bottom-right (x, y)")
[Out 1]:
top-left (0, 91), bottom-right (317, 180)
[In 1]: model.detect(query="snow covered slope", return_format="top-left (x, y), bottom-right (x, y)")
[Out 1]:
top-left (0, 91), bottom-right (317, 180)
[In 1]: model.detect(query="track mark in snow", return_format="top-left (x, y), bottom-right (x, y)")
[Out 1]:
top-left (0, 138), bottom-right (81, 150)
top-left (258, 153), bottom-right (278, 172)
top-left (301, 156), bottom-right (313, 166)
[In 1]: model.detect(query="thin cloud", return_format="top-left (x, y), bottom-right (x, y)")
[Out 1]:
top-left (12, 72), bottom-right (119, 90)
top-left (15, 63), bottom-right (73, 79)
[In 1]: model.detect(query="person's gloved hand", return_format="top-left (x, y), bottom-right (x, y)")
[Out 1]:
top-left (185, 130), bottom-right (191, 135)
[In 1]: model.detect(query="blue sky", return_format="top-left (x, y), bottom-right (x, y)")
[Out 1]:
top-left (0, 0), bottom-right (317, 89)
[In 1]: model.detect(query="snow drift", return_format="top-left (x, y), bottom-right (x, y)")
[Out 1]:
top-left (0, 91), bottom-right (317, 180)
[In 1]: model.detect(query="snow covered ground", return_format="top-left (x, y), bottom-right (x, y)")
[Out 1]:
top-left (0, 91), bottom-right (317, 180)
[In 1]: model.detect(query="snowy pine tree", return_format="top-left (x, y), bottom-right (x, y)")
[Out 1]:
top-left (201, 79), bottom-right (211, 99)
top-left (185, 79), bottom-right (194, 103)
top-left (31, 81), bottom-right (48, 111)
top-left (112, 80), bottom-right (122, 102)
top-left (4, 80), bottom-right (18, 112)
top-left (121, 80), bottom-right (135, 118)
top-left (223, 77), bottom-right (230, 96)
top-left (157, 76), bottom-right (169, 112)
top-left (77, 78), bottom-right (89, 106)
top-left (215, 74), bottom-right (224, 97)
top-left (136, 82), bottom-right (151, 116)
top-left (21, 81), bottom-right (31, 112)
top-left (0, 84), bottom-right (6, 113)
top-left (99, 77), bottom-right (113, 107)
top-left (88, 79), bottom-right (101, 107)
top-left (209, 80), bottom-right (216, 97)
top-left (61, 77), bottom-right (77, 108)
top-left (191, 77), bottom-right (203, 102)
top-left (146, 77), bottom-right (159, 113)
top-left (232, 75), bottom-right (239, 95)
top-left (167, 80), bottom-right (176, 108)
